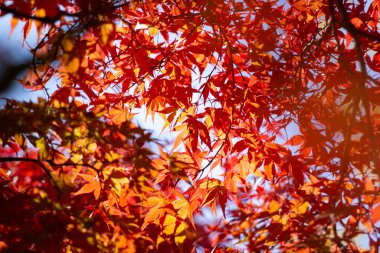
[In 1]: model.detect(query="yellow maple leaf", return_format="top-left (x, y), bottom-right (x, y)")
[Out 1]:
top-left (296, 201), bottom-right (309, 215)
top-left (34, 9), bottom-right (46, 18)
top-left (62, 38), bottom-right (75, 52)
top-left (109, 107), bottom-right (128, 125)
top-left (149, 27), bottom-right (159, 36)
top-left (65, 57), bottom-right (80, 73)
top-left (100, 23), bottom-right (113, 44)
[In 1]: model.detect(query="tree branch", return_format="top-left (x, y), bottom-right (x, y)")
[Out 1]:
top-left (0, 5), bottom-right (62, 23)
top-left (332, 0), bottom-right (380, 43)
top-left (0, 157), bottom-right (61, 196)
top-left (0, 1), bottom-right (131, 24)
top-left (334, 0), bottom-right (378, 176)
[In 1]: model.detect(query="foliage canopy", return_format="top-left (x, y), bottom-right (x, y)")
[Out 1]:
top-left (0, 0), bottom-right (379, 252)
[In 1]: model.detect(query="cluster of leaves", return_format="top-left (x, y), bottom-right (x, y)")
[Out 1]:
top-left (0, 0), bottom-right (380, 252)
top-left (0, 99), bottom-right (205, 252)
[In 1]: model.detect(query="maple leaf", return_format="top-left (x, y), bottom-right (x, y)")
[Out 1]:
top-left (141, 197), bottom-right (165, 230)
top-left (173, 198), bottom-right (196, 228)
top-left (73, 173), bottom-right (101, 199)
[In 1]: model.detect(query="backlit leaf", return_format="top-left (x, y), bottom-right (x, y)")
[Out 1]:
top-left (65, 57), bottom-right (80, 73)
